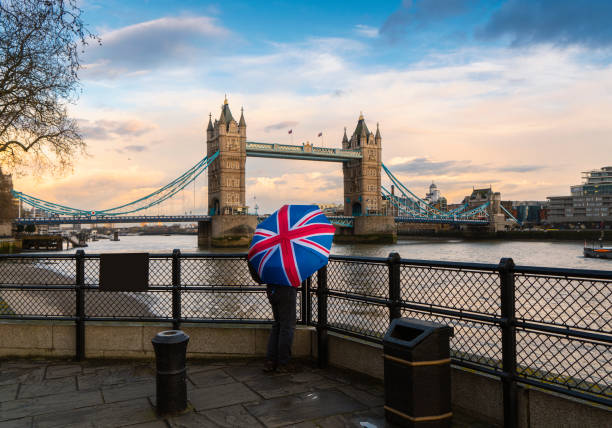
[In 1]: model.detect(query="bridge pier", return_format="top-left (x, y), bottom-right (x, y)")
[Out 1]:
top-left (198, 215), bottom-right (258, 248)
top-left (334, 216), bottom-right (397, 244)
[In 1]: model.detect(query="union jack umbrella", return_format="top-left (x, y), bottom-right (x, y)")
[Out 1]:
top-left (248, 205), bottom-right (335, 287)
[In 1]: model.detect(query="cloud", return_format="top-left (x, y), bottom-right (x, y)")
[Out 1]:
top-left (388, 157), bottom-right (546, 176)
top-left (477, 0), bottom-right (612, 48)
top-left (380, 0), bottom-right (475, 40)
top-left (263, 121), bottom-right (299, 132)
top-left (25, 168), bottom-right (166, 210)
top-left (247, 171), bottom-right (342, 210)
top-left (354, 24), bottom-right (379, 38)
top-left (123, 145), bottom-right (148, 152)
top-left (78, 119), bottom-right (157, 140)
top-left (83, 16), bottom-right (230, 78)
top-left (388, 157), bottom-right (486, 175)
top-left (498, 165), bottom-right (545, 173)
top-left (221, 37), bottom-right (367, 92)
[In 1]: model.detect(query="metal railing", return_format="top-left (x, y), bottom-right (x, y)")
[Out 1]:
top-left (0, 250), bottom-right (610, 423)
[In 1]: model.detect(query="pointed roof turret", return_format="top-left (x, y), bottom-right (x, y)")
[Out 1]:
top-left (342, 127), bottom-right (348, 143)
top-left (207, 113), bottom-right (213, 131)
top-left (239, 106), bottom-right (246, 127)
top-left (353, 111), bottom-right (370, 137)
top-left (375, 122), bottom-right (381, 140)
top-left (219, 95), bottom-right (235, 125)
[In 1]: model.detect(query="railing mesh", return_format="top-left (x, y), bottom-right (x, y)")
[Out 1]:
top-left (400, 265), bottom-right (500, 315)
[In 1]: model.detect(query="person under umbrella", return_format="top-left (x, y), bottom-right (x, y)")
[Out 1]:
top-left (248, 204), bottom-right (335, 373)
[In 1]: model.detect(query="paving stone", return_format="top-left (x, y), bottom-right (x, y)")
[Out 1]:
top-left (1, 361), bottom-right (46, 370)
top-left (101, 381), bottom-right (155, 404)
top-left (289, 372), bottom-right (341, 389)
top-left (120, 421), bottom-right (168, 428)
top-left (222, 365), bottom-right (267, 382)
top-left (201, 404), bottom-right (264, 428)
top-left (0, 417), bottom-right (32, 428)
top-left (346, 407), bottom-right (393, 428)
top-left (0, 368), bottom-right (45, 386)
top-left (45, 365), bottom-right (82, 380)
top-left (32, 398), bottom-right (156, 428)
top-left (131, 364), bottom-right (155, 379)
top-left (0, 389), bottom-right (102, 420)
top-left (336, 385), bottom-right (385, 408)
top-left (78, 366), bottom-right (152, 391)
top-left (244, 373), bottom-right (322, 399)
top-left (188, 369), bottom-right (235, 388)
top-left (187, 363), bottom-right (226, 375)
top-left (18, 377), bottom-right (76, 399)
top-left (168, 412), bottom-right (214, 428)
top-left (244, 389), bottom-right (366, 427)
top-left (0, 385), bottom-right (18, 403)
top-left (188, 382), bottom-right (259, 411)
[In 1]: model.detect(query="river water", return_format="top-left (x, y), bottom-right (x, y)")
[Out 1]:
top-left (43, 234), bottom-right (612, 270)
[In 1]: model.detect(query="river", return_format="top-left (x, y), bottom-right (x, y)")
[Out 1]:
top-left (38, 234), bottom-right (612, 270)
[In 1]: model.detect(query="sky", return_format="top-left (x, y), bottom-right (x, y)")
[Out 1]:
top-left (14, 0), bottom-right (612, 214)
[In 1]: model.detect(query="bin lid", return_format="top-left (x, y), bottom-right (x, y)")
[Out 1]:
top-left (152, 330), bottom-right (190, 344)
top-left (383, 317), bottom-right (453, 348)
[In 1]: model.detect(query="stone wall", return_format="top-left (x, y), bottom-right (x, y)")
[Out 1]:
top-left (210, 215), bottom-right (258, 247)
top-left (0, 320), bottom-right (313, 360)
top-left (0, 222), bottom-right (12, 237)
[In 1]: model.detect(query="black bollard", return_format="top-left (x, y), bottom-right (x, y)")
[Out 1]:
top-left (152, 330), bottom-right (190, 415)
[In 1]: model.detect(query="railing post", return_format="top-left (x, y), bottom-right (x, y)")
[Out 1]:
top-left (499, 257), bottom-right (517, 428)
top-left (75, 249), bottom-right (85, 361)
top-left (388, 252), bottom-right (402, 323)
top-left (305, 276), bottom-right (312, 326)
top-left (300, 278), bottom-right (308, 325)
top-left (172, 249), bottom-right (181, 330)
top-left (316, 265), bottom-right (328, 369)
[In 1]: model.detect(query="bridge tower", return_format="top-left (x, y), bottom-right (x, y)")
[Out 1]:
top-left (201, 97), bottom-right (256, 247)
top-left (206, 97), bottom-right (247, 215)
top-left (338, 114), bottom-right (396, 243)
top-left (342, 113), bottom-right (382, 216)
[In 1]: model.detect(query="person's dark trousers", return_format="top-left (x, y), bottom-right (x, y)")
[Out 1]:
top-left (266, 284), bottom-right (297, 365)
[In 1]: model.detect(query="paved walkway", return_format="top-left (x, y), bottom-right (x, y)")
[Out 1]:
top-left (0, 358), bottom-right (493, 427)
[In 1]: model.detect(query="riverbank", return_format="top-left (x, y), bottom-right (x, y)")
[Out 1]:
top-left (398, 229), bottom-right (611, 241)
top-left (0, 239), bottom-right (21, 254)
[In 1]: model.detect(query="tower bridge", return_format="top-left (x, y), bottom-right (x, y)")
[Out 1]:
top-left (11, 97), bottom-right (506, 246)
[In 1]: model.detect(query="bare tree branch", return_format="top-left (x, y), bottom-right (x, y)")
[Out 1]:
top-left (0, 0), bottom-right (98, 175)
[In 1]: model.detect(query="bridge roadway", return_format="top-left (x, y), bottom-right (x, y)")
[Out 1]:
top-left (245, 141), bottom-right (361, 162)
top-left (16, 215), bottom-right (488, 226)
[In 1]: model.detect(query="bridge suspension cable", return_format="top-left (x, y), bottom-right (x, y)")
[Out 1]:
top-left (12, 151), bottom-right (219, 217)
top-left (381, 163), bottom-right (491, 220)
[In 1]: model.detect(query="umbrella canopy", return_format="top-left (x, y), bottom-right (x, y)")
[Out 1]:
top-left (248, 205), bottom-right (335, 287)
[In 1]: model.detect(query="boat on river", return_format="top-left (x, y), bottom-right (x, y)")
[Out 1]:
top-left (584, 240), bottom-right (612, 259)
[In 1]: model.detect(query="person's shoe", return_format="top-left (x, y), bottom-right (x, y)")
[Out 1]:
top-left (262, 360), bottom-right (277, 373)
top-left (276, 362), bottom-right (301, 373)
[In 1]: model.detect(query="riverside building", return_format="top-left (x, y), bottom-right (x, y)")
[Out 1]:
top-left (547, 166), bottom-right (612, 228)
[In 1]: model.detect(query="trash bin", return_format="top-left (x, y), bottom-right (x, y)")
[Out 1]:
top-left (383, 318), bottom-right (454, 427)
top-left (152, 330), bottom-right (190, 415)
